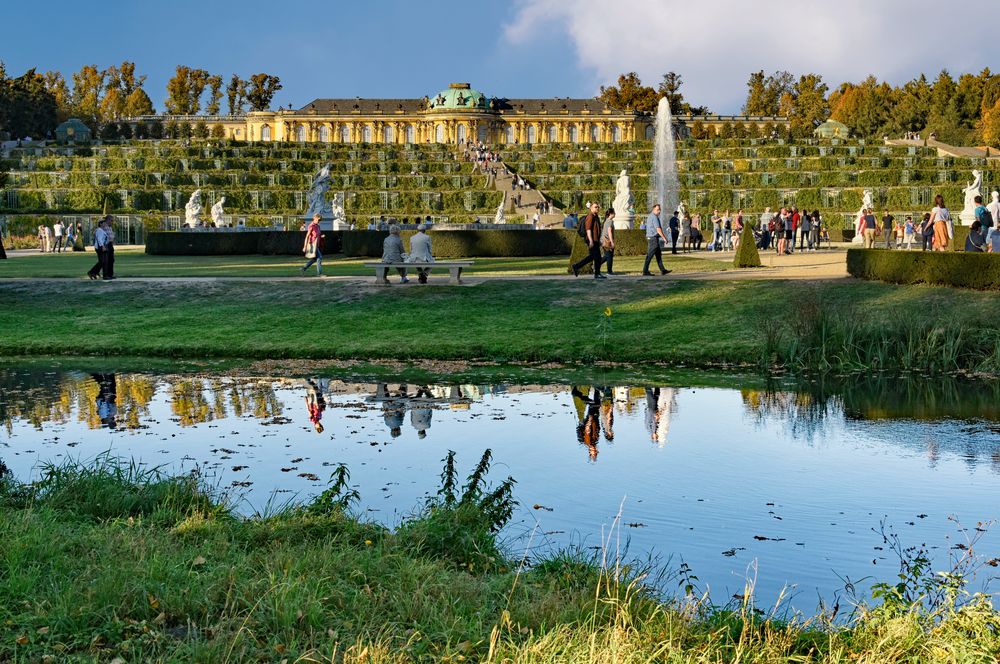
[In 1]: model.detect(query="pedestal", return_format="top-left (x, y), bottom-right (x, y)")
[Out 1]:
top-left (613, 214), bottom-right (634, 230)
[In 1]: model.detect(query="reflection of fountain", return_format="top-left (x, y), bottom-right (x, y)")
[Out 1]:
top-left (653, 97), bottom-right (680, 215)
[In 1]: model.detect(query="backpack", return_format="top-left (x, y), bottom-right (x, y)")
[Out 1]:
top-left (977, 207), bottom-right (994, 229)
top-left (577, 217), bottom-right (587, 238)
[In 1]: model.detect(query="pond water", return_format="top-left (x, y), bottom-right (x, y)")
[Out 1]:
top-left (2, 364), bottom-right (1000, 609)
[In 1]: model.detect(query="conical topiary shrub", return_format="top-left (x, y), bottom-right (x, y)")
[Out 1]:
top-left (733, 220), bottom-right (762, 268)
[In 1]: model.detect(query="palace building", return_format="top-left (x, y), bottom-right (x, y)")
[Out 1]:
top-left (174, 83), bottom-right (788, 144)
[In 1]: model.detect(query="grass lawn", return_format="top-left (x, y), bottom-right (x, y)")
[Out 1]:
top-left (0, 277), bottom-right (996, 372)
top-left (0, 248), bottom-right (726, 278)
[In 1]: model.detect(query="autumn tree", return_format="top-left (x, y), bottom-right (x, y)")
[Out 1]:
top-left (42, 71), bottom-right (71, 122)
top-left (743, 70), bottom-right (793, 116)
top-left (70, 64), bottom-right (106, 126)
top-left (206, 75), bottom-right (223, 115)
top-left (226, 74), bottom-right (247, 114)
top-left (246, 73), bottom-right (282, 112)
top-left (123, 88), bottom-right (154, 116)
top-left (165, 66), bottom-right (210, 115)
top-left (598, 72), bottom-right (658, 112)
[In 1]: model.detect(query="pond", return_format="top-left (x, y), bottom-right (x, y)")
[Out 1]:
top-left (2, 363), bottom-right (999, 609)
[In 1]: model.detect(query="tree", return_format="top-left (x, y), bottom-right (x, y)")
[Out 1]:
top-left (123, 88), bottom-right (154, 116)
top-left (743, 70), bottom-right (793, 116)
top-left (226, 74), bottom-right (247, 115)
top-left (206, 75), bottom-right (223, 115)
top-left (210, 123), bottom-right (225, 139)
top-left (149, 121), bottom-right (164, 139)
top-left (830, 76), bottom-right (893, 138)
top-left (193, 119), bottom-right (209, 139)
top-left (246, 73), bottom-right (282, 112)
top-left (980, 99), bottom-right (1000, 147)
top-left (70, 64), bottom-right (106, 126)
top-left (779, 73), bottom-right (829, 137)
top-left (1, 68), bottom-right (59, 139)
top-left (598, 72), bottom-right (658, 113)
top-left (165, 66), bottom-right (210, 114)
top-left (42, 71), bottom-right (71, 122)
top-left (100, 121), bottom-right (119, 141)
top-left (733, 221), bottom-right (762, 268)
top-left (99, 87), bottom-right (124, 122)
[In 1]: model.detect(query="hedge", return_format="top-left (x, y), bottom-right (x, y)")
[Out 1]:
top-left (145, 231), bottom-right (342, 256)
top-left (343, 230), bottom-right (577, 258)
top-left (846, 248), bottom-right (1000, 290)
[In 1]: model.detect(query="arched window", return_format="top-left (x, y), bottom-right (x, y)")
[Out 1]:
top-left (405, 124), bottom-right (415, 143)
top-left (340, 125), bottom-right (351, 143)
top-left (362, 125), bottom-right (372, 143)
top-left (645, 125), bottom-right (655, 140)
top-left (527, 125), bottom-right (536, 144)
top-left (590, 125), bottom-right (600, 142)
top-left (457, 124), bottom-right (467, 143)
top-left (383, 125), bottom-right (394, 143)
top-left (478, 125), bottom-right (488, 143)
top-left (548, 125), bottom-right (558, 143)
top-left (319, 126), bottom-right (330, 142)
top-left (611, 125), bottom-right (621, 142)
top-left (261, 125), bottom-right (271, 141)
top-left (296, 125), bottom-right (306, 142)
top-left (505, 125), bottom-right (515, 143)
top-left (435, 124), bottom-right (445, 143)
top-left (569, 125), bottom-right (578, 143)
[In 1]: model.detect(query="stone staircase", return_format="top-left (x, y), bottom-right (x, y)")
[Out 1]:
top-left (457, 150), bottom-right (566, 227)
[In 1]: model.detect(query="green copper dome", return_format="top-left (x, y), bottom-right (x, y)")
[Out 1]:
top-left (428, 83), bottom-right (487, 110)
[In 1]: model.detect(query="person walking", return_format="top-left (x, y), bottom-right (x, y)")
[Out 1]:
top-left (930, 195), bottom-right (953, 251)
top-left (668, 209), bottom-right (680, 254)
top-left (810, 210), bottom-right (821, 249)
top-left (680, 212), bottom-right (691, 252)
top-left (87, 218), bottom-right (109, 280)
top-left (920, 212), bottom-right (934, 251)
top-left (641, 203), bottom-right (671, 276)
top-left (571, 202), bottom-right (606, 279)
top-left (903, 215), bottom-right (915, 250)
top-left (102, 215), bottom-right (116, 279)
top-left (63, 222), bottom-right (75, 252)
top-left (601, 209), bottom-right (616, 275)
top-left (758, 208), bottom-right (772, 250)
top-left (711, 210), bottom-right (723, 251)
top-left (799, 212), bottom-right (811, 251)
top-left (881, 211), bottom-right (894, 249)
top-left (52, 220), bottom-right (65, 253)
top-left (862, 208), bottom-right (878, 248)
top-left (722, 211), bottom-right (733, 251)
top-left (300, 214), bottom-right (324, 276)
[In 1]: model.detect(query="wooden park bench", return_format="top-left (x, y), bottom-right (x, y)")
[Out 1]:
top-left (362, 261), bottom-right (474, 285)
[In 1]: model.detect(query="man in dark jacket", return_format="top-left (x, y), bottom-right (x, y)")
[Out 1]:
top-left (571, 202), bottom-right (606, 279)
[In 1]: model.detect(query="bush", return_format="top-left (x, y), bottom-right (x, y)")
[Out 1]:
top-left (734, 222), bottom-right (761, 267)
top-left (847, 248), bottom-right (1000, 290)
top-left (343, 229), bottom-right (578, 258)
top-left (145, 231), bottom-right (343, 255)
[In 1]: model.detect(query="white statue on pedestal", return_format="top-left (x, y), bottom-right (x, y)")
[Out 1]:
top-left (612, 169), bottom-right (635, 229)
top-left (987, 191), bottom-right (1000, 226)
top-left (305, 165), bottom-right (332, 219)
top-left (852, 189), bottom-right (874, 244)
top-left (330, 192), bottom-right (348, 230)
top-left (959, 169), bottom-right (983, 226)
top-left (494, 194), bottom-right (506, 225)
top-left (210, 196), bottom-right (226, 226)
top-left (676, 200), bottom-right (687, 222)
top-left (184, 189), bottom-right (202, 228)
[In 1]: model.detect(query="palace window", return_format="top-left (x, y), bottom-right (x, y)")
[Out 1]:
top-left (645, 125), bottom-right (655, 140)
top-left (406, 124), bottom-right (415, 143)
top-left (435, 124), bottom-right (445, 143)
top-left (478, 125), bottom-right (488, 143)
top-left (569, 125), bottom-right (578, 143)
top-left (296, 125), bottom-right (306, 142)
top-left (340, 126), bottom-right (351, 143)
top-left (611, 125), bottom-right (621, 142)
top-left (505, 125), bottom-right (515, 143)
top-left (548, 125), bottom-right (558, 143)
top-left (590, 125), bottom-right (600, 142)
top-left (362, 125), bottom-right (372, 143)
top-left (457, 124), bottom-right (466, 143)
top-left (383, 125), bottom-right (394, 143)
top-left (527, 125), bottom-right (536, 144)
top-left (319, 126), bottom-right (330, 142)
top-left (261, 125), bottom-right (271, 141)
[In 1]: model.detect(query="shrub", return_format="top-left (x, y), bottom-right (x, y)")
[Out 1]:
top-left (734, 222), bottom-right (761, 267)
top-left (846, 248), bottom-right (1000, 290)
top-left (343, 229), bottom-right (577, 258)
top-left (145, 230), bottom-right (342, 255)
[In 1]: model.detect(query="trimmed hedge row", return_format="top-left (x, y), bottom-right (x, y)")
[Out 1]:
top-left (846, 248), bottom-right (1000, 290)
top-left (145, 231), bottom-right (340, 255)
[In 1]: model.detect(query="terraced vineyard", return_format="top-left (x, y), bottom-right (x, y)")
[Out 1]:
top-left (504, 139), bottom-right (997, 226)
top-left (0, 143), bottom-right (503, 235)
top-left (1, 138), bottom-right (995, 241)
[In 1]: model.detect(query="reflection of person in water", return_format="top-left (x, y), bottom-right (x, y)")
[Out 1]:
top-left (305, 378), bottom-right (327, 433)
top-left (644, 387), bottom-right (677, 447)
top-left (93, 373), bottom-right (118, 429)
top-left (600, 387), bottom-right (615, 442)
top-left (410, 385), bottom-right (433, 438)
top-left (377, 383), bottom-right (406, 438)
top-left (572, 386), bottom-right (603, 461)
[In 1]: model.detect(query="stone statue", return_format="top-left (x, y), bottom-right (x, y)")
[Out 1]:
top-left (184, 189), bottom-right (202, 228)
top-left (494, 193), bottom-right (506, 225)
top-left (960, 169), bottom-right (983, 226)
top-left (612, 169), bottom-right (635, 228)
top-left (988, 191), bottom-right (1000, 225)
top-left (676, 200), bottom-right (687, 221)
top-left (330, 192), bottom-right (349, 230)
top-left (305, 165), bottom-right (332, 219)
top-left (210, 196), bottom-right (226, 226)
top-left (852, 188), bottom-right (874, 244)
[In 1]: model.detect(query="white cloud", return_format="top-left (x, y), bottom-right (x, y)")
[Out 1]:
top-left (503, 0), bottom-right (1000, 112)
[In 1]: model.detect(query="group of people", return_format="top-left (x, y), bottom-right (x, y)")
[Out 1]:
top-left (37, 220), bottom-right (84, 253)
top-left (757, 207), bottom-right (826, 254)
top-left (569, 201), bottom-right (679, 278)
top-left (854, 194), bottom-right (1000, 253)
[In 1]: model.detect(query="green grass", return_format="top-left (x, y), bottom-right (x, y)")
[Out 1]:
top-left (0, 248), bottom-right (726, 278)
top-left (2, 458), bottom-right (999, 662)
top-left (0, 277), bottom-right (997, 374)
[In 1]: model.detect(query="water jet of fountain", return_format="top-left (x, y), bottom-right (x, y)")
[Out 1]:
top-left (653, 97), bottom-right (680, 218)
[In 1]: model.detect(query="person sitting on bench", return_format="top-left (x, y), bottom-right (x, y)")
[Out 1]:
top-left (406, 224), bottom-right (434, 284)
top-left (381, 225), bottom-right (408, 284)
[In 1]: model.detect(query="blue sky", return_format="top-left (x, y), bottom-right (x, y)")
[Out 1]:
top-left (5, 0), bottom-right (1000, 113)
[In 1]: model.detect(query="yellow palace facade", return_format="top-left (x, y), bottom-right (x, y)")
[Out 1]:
top-left (209, 83), bottom-right (787, 144)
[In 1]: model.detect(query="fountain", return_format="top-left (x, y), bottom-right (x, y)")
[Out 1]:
top-left (653, 97), bottom-right (680, 217)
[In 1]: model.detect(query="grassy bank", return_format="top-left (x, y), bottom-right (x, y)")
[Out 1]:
top-left (2, 457), bottom-right (998, 662)
top-left (0, 278), bottom-right (998, 374)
